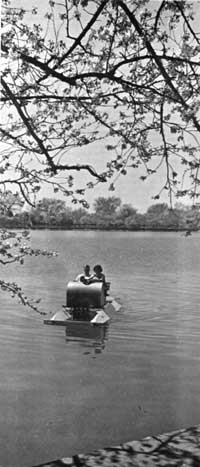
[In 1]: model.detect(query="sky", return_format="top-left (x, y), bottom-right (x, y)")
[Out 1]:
top-left (2, 0), bottom-right (200, 212)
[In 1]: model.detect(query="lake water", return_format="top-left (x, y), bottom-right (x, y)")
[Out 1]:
top-left (1, 230), bottom-right (200, 467)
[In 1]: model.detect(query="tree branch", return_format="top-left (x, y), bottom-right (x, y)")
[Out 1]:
top-left (55, 163), bottom-right (106, 182)
top-left (19, 183), bottom-right (35, 207)
top-left (0, 279), bottom-right (45, 314)
top-left (117, 0), bottom-right (200, 133)
top-left (0, 127), bottom-right (39, 152)
top-left (154, 0), bottom-right (166, 32)
top-left (1, 78), bottom-right (57, 173)
top-left (174, 1), bottom-right (200, 44)
top-left (54, 0), bottom-right (109, 68)
top-left (160, 99), bottom-right (173, 207)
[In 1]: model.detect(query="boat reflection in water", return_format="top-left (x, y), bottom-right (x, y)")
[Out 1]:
top-left (65, 322), bottom-right (109, 354)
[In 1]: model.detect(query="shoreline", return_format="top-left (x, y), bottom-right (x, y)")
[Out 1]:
top-left (0, 224), bottom-right (198, 232)
top-left (31, 424), bottom-right (200, 466)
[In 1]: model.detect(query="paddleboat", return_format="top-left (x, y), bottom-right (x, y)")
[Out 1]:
top-left (44, 279), bottom-right (121, 327)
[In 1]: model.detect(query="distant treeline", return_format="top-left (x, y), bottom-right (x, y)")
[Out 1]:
top-left (1, 197), bottom-right (200, 231)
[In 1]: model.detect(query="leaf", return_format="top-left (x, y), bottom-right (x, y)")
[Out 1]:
top-left (170, 127), bottom-right (177, 133)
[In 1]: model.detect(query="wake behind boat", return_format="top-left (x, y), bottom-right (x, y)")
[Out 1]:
top-left (44, 279), bottom-right (121, 327)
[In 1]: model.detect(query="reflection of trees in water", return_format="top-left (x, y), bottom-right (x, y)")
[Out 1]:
top-left (65, 323), bottom-right (109, 355)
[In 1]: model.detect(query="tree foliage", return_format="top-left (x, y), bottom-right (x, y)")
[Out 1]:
top-left (0, 190), bottom-right (23, 216)
top-left (1, 0), bottom-right (200, 207)
top-left (0, 229), bottom-right (57, 313)
top-left (1, 196), bottom-right (199, 232)
top-left (93, 196), bottom-right (121, 215)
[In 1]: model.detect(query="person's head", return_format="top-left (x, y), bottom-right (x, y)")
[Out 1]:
top-left (94, 264), bottom-right (103, 276)
top-left (84, 264), bottom-right (90, 275)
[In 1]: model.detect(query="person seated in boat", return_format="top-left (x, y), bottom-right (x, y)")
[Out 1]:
top-left (91, 264), bottom-right (110, 295)
top-left (75, 264), bottom-right (94, 285)
top-left (92, 264), bottom-right (109, 298)
top-left (91, 264), bottom-right (106, 284)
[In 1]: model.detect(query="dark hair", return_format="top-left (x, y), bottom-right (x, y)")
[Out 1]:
top-left (84, 264), bottom-right (90, 269)
top-left (94, 264), bottom-right (102, 273)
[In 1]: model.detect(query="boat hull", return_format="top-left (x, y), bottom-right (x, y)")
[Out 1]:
top-left (44, 308), bottom-right (110, 326)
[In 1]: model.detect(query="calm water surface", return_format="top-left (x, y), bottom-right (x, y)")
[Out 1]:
top-left (1, 230), bottom-right (200, 467)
